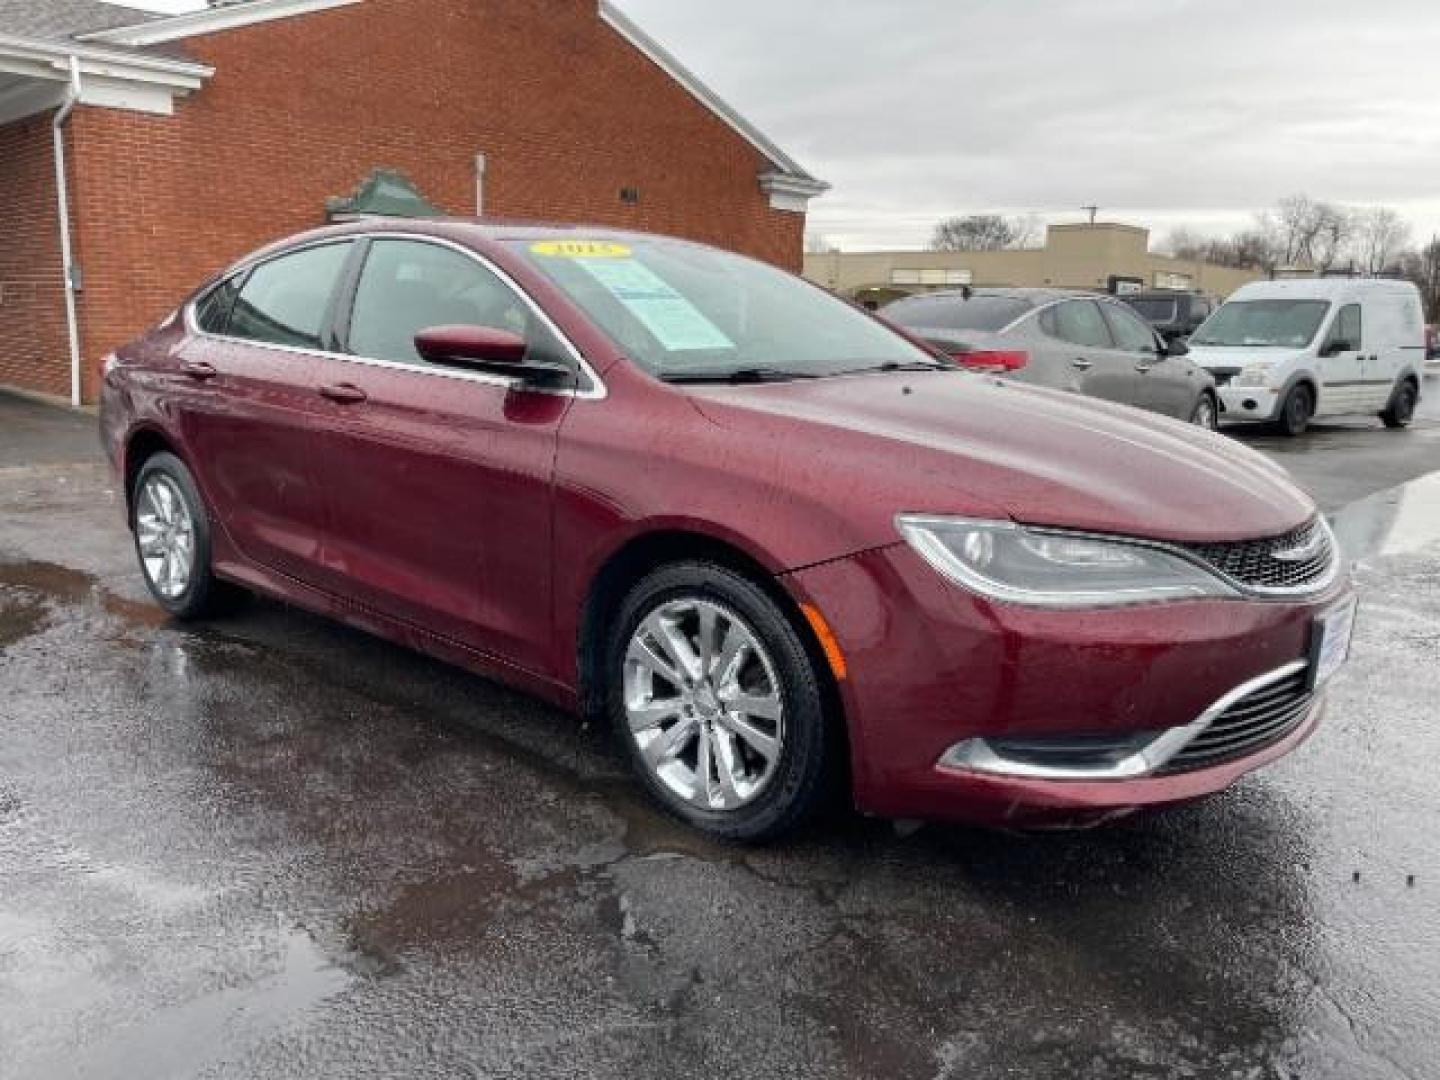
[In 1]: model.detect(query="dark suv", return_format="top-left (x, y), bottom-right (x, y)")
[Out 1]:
top-left (1122, 291), bottom-right (1214, 341)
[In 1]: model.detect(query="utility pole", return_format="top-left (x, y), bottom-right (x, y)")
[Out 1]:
top-left (1081, 205), bottom-right (1100, 225)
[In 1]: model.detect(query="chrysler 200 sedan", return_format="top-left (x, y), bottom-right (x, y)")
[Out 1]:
top-left (100, 221), bottom-right (1356, 840)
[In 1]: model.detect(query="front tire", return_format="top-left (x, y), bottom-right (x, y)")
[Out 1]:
top-left (607, 562), bottom-right (835, 842)
top-left (1380, 379), bottom-right (1418, 429)
top-left (131, 452), bottom-right (232, 620)
top-left (1276, 384), bottom-right (1314, 436)
top-left (1189, 392), bottom-right (1219, 431)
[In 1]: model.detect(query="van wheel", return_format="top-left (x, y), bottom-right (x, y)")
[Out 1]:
top-left (607, 561), bottom-right (834, 842)
top-left (1380, 379), bottom-right (1418, 429)
top-left (1276, 384), bottom-right (1314, 436)
top-left (131, 452), bottom-right (237, 620)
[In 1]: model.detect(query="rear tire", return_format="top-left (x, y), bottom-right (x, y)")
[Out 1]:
top-left (1276, 384), bottom-right (1314, 437)
top-left (607, 561), bottom-right (835, 842)
top-left (131, 452), bottom-right (237, 620)
top-left (1380, 379), bottom-right (1418, 429)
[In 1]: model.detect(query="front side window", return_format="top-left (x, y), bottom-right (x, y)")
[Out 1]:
top-left (1045, 300), bottom-right (1114, 349)
top-left (506, 238), bottom-right (936, 381)
top-left (346, 240), bottom-right (555, 367)
top-left (1101, 302), bottom-right (1158, 353)
top-left (1191, 299), bottom-right (1331, 348)
top-left (1326, 303), bottom-right (1362, 352)
top-left (228, 243), bottom-right (352, 350)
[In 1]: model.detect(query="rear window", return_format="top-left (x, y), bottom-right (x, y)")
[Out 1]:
top-left (1124, 297), bottom-right (1179, 323)
top-left (884, 295), bottom-right (1033, 332)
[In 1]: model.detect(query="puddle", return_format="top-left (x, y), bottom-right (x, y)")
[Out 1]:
top-left (1330, 471), bottom-right (1440, 563)
top-left (0, 560), bottom-right (167, 649)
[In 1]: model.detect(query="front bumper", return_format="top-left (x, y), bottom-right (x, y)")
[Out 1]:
top-left (1217, 384), bottom-right (1281, 421)
top-left (784, 543), bottom-right (1350, 827)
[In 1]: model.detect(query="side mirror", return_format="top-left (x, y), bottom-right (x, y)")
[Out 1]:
top-left (1166, 336), bottom-right (1190, 357)
top-left (1320, 339), bottom-right (1353, 358)
top-left (414, 325), bottom-right (573, 385)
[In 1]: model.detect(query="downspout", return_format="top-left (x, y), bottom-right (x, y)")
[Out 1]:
top-left (53, 55), bottom-right (83, 409)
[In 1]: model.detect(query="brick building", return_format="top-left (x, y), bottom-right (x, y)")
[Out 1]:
top-left (0, 0), bottom-right (827, 404)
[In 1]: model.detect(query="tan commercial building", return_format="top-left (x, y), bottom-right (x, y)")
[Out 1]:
top-left (804, 222), bottom-right (1264, 306)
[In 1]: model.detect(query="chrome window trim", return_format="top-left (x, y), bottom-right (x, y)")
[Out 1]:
top-left (185, 232), bottom-right (608, 401)
top-left (938, 659), bottom-right (1313, 781)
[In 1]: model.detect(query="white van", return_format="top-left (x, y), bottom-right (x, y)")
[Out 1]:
top-left (1187, 278), bottom-right (1426, 435)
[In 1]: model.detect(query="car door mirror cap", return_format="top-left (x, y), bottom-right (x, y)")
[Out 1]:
top-left (414, 325), bottom-right (574, 385)
top-left (1165, 337), bottom-right (1190, 357)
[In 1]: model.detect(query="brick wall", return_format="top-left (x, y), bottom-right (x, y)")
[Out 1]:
top-left (0, 116), bottom-right (70, 400)
top-left (63, 0), bottom-right (807, 401)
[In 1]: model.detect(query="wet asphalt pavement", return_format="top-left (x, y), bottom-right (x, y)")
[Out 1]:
top-left (2, 386), bottom-right (1439, 1079)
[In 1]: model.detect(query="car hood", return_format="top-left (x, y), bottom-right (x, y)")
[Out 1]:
top-left (688, 371), bottom-right (1313, 545)
top-left (1186, 344), bottom-right (1309, 370)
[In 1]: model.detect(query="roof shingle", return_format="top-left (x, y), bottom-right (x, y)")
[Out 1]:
top-left (0, 0), bottom-right (159, 43)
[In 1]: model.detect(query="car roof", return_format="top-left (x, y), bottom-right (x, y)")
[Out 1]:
top-left (891, 287), bottom-right (1094, 306)
top-left (1229, 277), bottom-right (1420, 301)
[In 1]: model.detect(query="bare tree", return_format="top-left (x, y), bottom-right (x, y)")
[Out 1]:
top-left (930, 215), bottom-right (1018, 252)
top-left (1009, 213), bottom-right (1045, 249)
top-left (1355, 208), bottom-right (1411, 275)
top-left (1260, 195), bottom-right (1354, 272)
top-left (1397, 237), bottom-right (1440, 321)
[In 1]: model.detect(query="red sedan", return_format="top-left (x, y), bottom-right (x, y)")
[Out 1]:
top-left (100, 221), bottom-right (1355, 840)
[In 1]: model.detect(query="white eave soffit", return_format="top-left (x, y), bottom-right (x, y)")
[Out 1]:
top-left (79, 0), bottom-right (363, 48)
top-left (0, 34), bottom-right (212, 124)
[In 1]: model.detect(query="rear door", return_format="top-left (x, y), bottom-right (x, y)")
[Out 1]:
top-left (175, 241), bottom-right (352, 584)
top-left (1101, 299), bottom-right (1199, 419)
top-left (1316, 302), bottom-right (1365, 415)
top-left (304, 236), bottom-right (578, 672)
top-left (1038, 299), bottom-right (1137, 406)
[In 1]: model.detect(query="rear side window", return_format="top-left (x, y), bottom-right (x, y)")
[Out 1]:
top-left (346, 239), bottom-right (558, 367)
top-left (195, 276), bottom-right (241, 334)
top-left (1044, 300), bottom-right (1114, 349)
top-left (884, 295), bottom-right (1032, 332)
top-left (228, 242), bottom-right (352, 350)
top-left (1124, 297), bottom-right (1178, 323)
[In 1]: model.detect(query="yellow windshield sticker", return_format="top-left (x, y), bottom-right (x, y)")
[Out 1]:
top-left (530, 240), bottom-right (633, 259)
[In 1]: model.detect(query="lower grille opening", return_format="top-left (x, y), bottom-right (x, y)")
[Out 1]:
top-left (1159, 667), bottom-right (1314, 775)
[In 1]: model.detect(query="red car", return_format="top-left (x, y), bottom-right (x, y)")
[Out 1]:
top-left (100, 221), bottom-right (1356, 840)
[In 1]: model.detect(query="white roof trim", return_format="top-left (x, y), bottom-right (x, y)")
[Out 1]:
top-left (79, 0), bottom-right (363, 48)
top-left (599, 0), bottom-right (826, 189)
top-left (0, 33), bottom-right (212, 87)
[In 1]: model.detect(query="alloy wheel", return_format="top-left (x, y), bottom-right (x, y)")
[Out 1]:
top-left (623, 598), bottom-right (785, 812)
top-left (136, 474), bottom-right (196, 600)
top-left (1192, 395), bottom-right (1218, 430)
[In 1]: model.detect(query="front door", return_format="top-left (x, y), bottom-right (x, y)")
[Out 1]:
top-left (173, 241), bottom-right (353, 584)
top-left (1316, 302), bottom-right (1365, 415)
top-left (1042, 299), bottom-right (1138, 407)
top-left (305, 237), bottom-right (575, 673)
top-left (1102, 300), bottom-right (1198, 419)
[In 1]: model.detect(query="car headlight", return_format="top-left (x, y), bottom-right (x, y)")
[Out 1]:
top-left (895, 516), bottom-right (1238, 608)
top-left (1235, 364), bottom-right (1273, 387)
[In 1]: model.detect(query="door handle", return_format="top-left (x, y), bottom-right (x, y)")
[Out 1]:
top-left (180, 360), bottom-right (217, 381)
top-left (1071, 358), bottom-right (1093, 370)
top-left (319, 383), bottom-right (368, 404)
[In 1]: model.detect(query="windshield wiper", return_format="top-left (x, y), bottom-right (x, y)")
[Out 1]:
top-left (662, 367), bottom-right (820, 385)
top-left (830, 360), bottom-right (950, 376)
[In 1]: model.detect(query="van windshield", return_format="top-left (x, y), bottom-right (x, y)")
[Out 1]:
top-left (1191, 299), bottom-right (1331, 348)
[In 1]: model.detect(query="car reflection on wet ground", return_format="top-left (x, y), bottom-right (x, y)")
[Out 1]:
top-left (1, 388), bottom-right (1438, 1079)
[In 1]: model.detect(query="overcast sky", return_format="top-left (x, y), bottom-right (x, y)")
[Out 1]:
top-left (113, 0), bottom-right (1440, 253)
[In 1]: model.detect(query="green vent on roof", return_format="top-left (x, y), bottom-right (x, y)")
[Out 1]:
top-left (326, 169), bottom-right (442, 220)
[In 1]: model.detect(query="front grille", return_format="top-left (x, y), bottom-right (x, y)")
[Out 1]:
top-left (1177, 517), bottom-right (1335, 594)
top-left (1159, 666), bottom-right (1314, 774)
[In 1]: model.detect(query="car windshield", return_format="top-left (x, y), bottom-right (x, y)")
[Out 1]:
top-left (506, 238), bottom-right (940, 381)
top-left (884, 294), bottom-right (1033, 332)
top-left (1191, 299), bottom-right (1331, 348)
top-left (1124, 298), bottom-right (1179, 323)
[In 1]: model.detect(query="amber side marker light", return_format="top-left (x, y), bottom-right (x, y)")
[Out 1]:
top-left (801, 603), bottom-right (849, 681)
